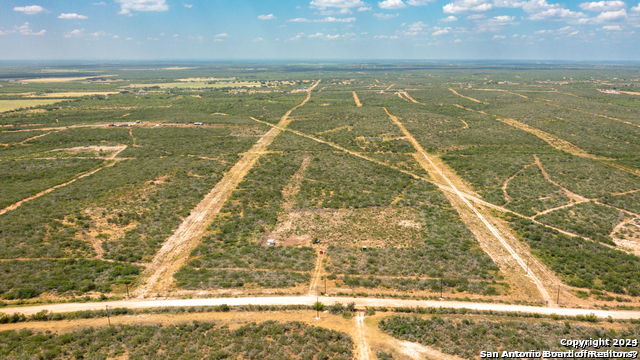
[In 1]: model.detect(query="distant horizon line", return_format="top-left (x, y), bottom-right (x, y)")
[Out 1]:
top-left (1, 59), bottom-right (640, 64)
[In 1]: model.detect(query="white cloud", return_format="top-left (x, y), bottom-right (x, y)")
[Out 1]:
top-left (214, 38), bottom-right (224, 42)
top-left (466, 13), bottom-right (485, 19)
top-left (316, 8), bottom-right (352, 14)
top-left (579, 1), bottom-right (626, 12)
top-left (13, 5), bottom-right (45, 15)
top-left (443, 0), bottom-right (492, 14)
top-left (173, 34), bottom-right (179, 37)
top-left (309, 0), bottom-right (366, 9)
top-left (494, 0), bottom-right (526, 7)
top-left (64, 29), bottom-right (84, 38)
top-left (379, 0), bottom-right (406, 9)
top-left (407, 0), bottom-right (435, 5)
top-left (253, 37), bottom-right (264, 41)
top-left (126, 37), bottom-right (134, 40)
top-left (522, 0), bottom-right (587, 21)
top-left (439, 15), bottom-right (458, 22)
top-left (602, 24), bottom-right (622, 30)
top-left (116, 0), bottom-right (168, 15)
top-left (309, 32), bottom-right (325, 38)
top-left (17, 22), bottom-right (46, 36)
top-left (258, 14), bottom-right (276, 20)
top-left (92, 31), bottom-right (109, 37)
top-left (113, 35), bottom-right (119, 39)
top-left (493, 34), bottom-right (506, 39)
top-left (432, 27), bottom-right (452, 35)
top-left (184, 3), bottom-right (193, 8)
top-left (288, 16), bottom-right (356, 22)
top-left (374, 35), bottom-right (399, 38)
top-left (632, 3), bottom-right (640, 12)
top-left (215, 32), bottom-right (229, 38)
top-left (58, 13), bottom-right (88, 19)
top-left (374, 13), bottom-right (400, 19)
top-left (358, 6), bottom-right (372, 10)
top-left (93, 2), bottom-right (107, 5)
top-left (327, 34), bottom-right (341, 39)
top-left (592, 8), bottom-right (627, 21)
top-left (0, 31), bottom-right (4, 36)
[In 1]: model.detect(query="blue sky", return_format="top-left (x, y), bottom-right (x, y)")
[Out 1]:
top-left (1, 0), bottom-right (639, 60)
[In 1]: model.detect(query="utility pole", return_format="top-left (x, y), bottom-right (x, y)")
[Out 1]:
top-left (325, 277), bottom-right (327, 294)
top-left (440, 278), bottom-right (443, 298)
top-left (125, 283), bottom-right (130, 298)
top-left (106, 305), bottom-right (111, 327)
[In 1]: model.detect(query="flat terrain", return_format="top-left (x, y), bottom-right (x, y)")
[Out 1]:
top-left (1, 62), bottom-right (640, 358)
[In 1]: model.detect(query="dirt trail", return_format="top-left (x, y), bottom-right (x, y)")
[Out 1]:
top-left (356, 313), bottom-right (371, 360)
top-left (385, 84), bottom-right (395, 91)
top-left (497, 117), bottom-right (601, 160)
top-left (18, 130), bottom-right (59, 145)
top-left (451, 103), bottom-right (640, 177)
top-left (473, 88), bottom-right (529, 99)
top-left (541, 102), bottom-right (640, 129)
top-left (136, 80), bottom-right (321, 298)
top-left (502, 163), bottom-right (534, 204)
top-left (353, 91), bottom-right (363, 107)
top-left (533, 155), bottom-right (590, 203)
top-left (0, 159), bottom-right (121, 216)
top-left (611, 189), bottom-right (640, 196)
top-left (308, 253), bottom-right (324, 296)
top-left (365, 316), bottom-right (464, 360)
top-left (448, 88), bottom-right (489, 104)
top-left (383, 107), bottom-right (554, 305)
top-left (400, 91), bottom-right (423, 105)
top-left (129, 128), bottom-right (140, 147)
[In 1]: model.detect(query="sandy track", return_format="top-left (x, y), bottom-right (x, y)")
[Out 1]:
top-left (5, 295), bottom-right (640, 319)
top-left (502, 163), bottom-right (534, 204)
top-left (383, 108), bottom-right (553, 305)
top-left (400, 91), bottom-right (423, 104)
top-left (0, 159), bottom-right (122, 216)
top-left (353, 91), bottom-right (362, 107)
top-left (472, 88), bottom-right (529, 99)
top-left (448, 88), bottom-right (489, 104)
top-left (308, 253), bottom-right (324, 296)
top-left (136, 80), bottom-right (321, 297)
top-left (541, 101), bottom-right (640, 129)
top-left (534, 155), bottom-right (590, 203)
top-left (356, 313), bottom-right (371, 360)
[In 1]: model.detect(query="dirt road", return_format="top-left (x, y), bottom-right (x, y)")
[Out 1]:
top-left (353, 91), bottom-right (362, 107)
top-left (5, 296), bottom-right (640, 319)
top-left (448, 88), bottom-right (489, 104)
top-left (0, 158), bottom-right (123, 216)
top-left (383, 108), bottom-right (554, 305)
top-left (136, 80), bottom-right (321, 297)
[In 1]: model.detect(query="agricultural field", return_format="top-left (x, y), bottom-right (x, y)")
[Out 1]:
top-left (0, 62), bottom-right (639, 325)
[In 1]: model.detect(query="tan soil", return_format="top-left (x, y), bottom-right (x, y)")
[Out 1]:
top-left (353, 91), bottom-right (363, 107)
top-left (135, 80), bottom-right (321, 297)
top-left (385, 84), bottom-right (395, 91)
top-left (400, 91), bottom-right (423, 104)
top-left (47, 145), bottom-right (128, 159)
top-left (448, 88), bottom-right (489, 104)
top-left (610, 218), bottom-right (640, 256)
top-left (472, 88), bottom-right (529, 99)
top-left (268, 207), bottom-right (424, 249)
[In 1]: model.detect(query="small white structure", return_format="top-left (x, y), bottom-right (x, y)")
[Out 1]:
top-left (267, 239), bottom-right (276, 247)
top-left (194, 122), bottom-right (204, 126)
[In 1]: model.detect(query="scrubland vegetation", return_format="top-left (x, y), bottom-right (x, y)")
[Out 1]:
top-left (380, 315), bottom-right (640, 360)
top-left (2, 61), bottom-right (640, 305)
top-left (0, 321), bottom-right (353, 359)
